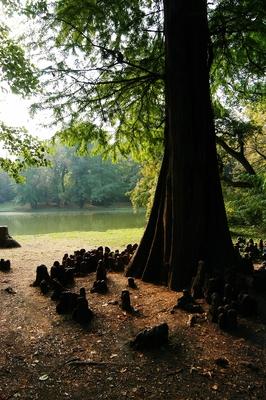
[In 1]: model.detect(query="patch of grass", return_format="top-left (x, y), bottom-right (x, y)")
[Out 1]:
top-left (15, 228), bottom-right (144, 249)
top-left (230, 224), bottom-right (266, 242)
top-left (13, 224), bottom-right (265, 250)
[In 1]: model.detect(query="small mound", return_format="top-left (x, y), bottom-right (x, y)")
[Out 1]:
top-left (0, 226), bottom-right (21, 248)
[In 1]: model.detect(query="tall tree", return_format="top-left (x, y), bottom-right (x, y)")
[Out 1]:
top-left (127, 0), bottom-right (234, 289)
top-left (25, 0), bottom-right (265, 289)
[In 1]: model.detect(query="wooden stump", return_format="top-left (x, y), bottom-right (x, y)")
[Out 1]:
top-left (0, 226), bottom-right (21, 248)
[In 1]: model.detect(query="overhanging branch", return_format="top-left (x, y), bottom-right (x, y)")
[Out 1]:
top-left (216, 136), bottom-right (256, 175)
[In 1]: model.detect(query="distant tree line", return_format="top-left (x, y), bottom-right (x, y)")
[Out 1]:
top-left (0, 145), bottom-right (139, 209)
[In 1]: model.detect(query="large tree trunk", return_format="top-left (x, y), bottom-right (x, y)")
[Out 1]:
top-left (126, 0), bottom-right (235, 290)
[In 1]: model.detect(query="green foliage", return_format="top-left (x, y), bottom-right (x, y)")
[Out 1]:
top-left (0, 25), bottom-right (39, 95)
top-left (215, 103), bottom-right (257, 147)
top-left (230, 224), bottom-right (266, 242)
top-left (209, 0), bottom-right (266, 105)
top-left (15, 167), bottom-right (51, 208)
top-left (0, 123), bottom-right (49, 181)
top-left (214, 98), bottom-right (265, 188)
top-left (129, 160), bottom-right (160, 217)
top-left (0, 171), bottom-right (15, 202)
top-left (223, 173), bottom-right (266, 226)
top-left (0, 1), bottom-right (47, 178)
top-left (4, 144), bottom-right (139, 208)
top-left (55, 122), bottom-right (109, 156)
top-left (26, 0), bottom-right (165, 160)
top-left (24, 0), bottom-right (264, 154)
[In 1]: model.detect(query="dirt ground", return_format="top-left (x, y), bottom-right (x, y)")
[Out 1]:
top-left (0, 237), bottom-right (266, 400)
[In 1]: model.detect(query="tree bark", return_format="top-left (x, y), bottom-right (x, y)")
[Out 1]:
top-left (126, 0), bottom-right (235, 290)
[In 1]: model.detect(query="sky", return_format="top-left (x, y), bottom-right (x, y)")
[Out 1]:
top-left (0, 92), bottom-right (54, 140)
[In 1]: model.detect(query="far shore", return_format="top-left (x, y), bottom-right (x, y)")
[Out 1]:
top-left (0, 201), bottom-right (137, 213)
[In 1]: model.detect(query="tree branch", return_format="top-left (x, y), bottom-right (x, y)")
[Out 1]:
top-left (221, 175), bottom-right (253, 188)
top-left (216, 136), bottom-right (256, 175)
top-left (254, 147), bottom-right (266, 160)
top-left (53, 16), bottom-right (163, 79)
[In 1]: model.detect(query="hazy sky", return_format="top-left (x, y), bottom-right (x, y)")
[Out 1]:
top-left (0, 92), bottom-right (55, 140)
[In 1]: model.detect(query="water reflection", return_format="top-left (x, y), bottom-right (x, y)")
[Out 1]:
top-left (0, 208), bottom-right (146, 236)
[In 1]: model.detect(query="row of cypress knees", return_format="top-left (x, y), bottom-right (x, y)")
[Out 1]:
top-left (31, 245), bottom-right (138, 324)
top-left (2, 237), bottom-right (263, 350)
top-left (30, 242), bottom-right (262, 349)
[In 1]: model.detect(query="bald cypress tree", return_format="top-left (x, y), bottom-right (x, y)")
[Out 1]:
top-left (26, 0), bottom-right (265, 290)
top-left (126, 0), bottom-right (235, 289)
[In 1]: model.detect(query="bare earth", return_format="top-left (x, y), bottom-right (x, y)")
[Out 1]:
top-left (0, 237), bottom-right (266, 400)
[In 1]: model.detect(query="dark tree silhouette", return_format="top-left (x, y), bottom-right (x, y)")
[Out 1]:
top-left (126, 0), bottom-right (235, 290)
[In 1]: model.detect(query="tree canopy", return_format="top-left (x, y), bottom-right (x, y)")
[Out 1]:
top-left (1, 1), bottom-right (265, 175)
top-left (22, 0), bottom-right (265, 164)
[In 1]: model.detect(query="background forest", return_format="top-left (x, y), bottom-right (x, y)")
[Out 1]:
top-left (0, 144), bottom-right (139, 208)
top-left (0, 142), bottom-right (265, 230)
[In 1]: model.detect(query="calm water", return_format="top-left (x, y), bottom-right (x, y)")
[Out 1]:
top-left (0, 208), bottom-right (146, 236)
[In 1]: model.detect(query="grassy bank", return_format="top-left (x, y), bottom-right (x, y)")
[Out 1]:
top-left (0, 201), bottom-right (137, 213)
top-left (14, 224), bottom-right (264, 251)
top-left (15, 227), bottom-right (145, 250)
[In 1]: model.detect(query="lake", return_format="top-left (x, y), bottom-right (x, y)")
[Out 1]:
top-left (0, 208), bottom-right (146, 236)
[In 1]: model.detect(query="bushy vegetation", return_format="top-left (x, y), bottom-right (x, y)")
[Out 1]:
top-left (129, 161), bottom-right (266, 234)
top-left (223, 174), bottom-right (266, 228)
top-left (129, 161), bottom-right (160, 217)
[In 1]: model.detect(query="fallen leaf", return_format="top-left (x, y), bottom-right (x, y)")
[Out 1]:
top-left (39, 374), bottom-right (49, 381)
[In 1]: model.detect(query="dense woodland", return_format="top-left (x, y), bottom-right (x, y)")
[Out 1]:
top-left (0, 144), bottom-right (139, 208)
top-left (0, 1), bottom-right (265, 288)
top-left (0, 154), bottom-right (264, 230)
